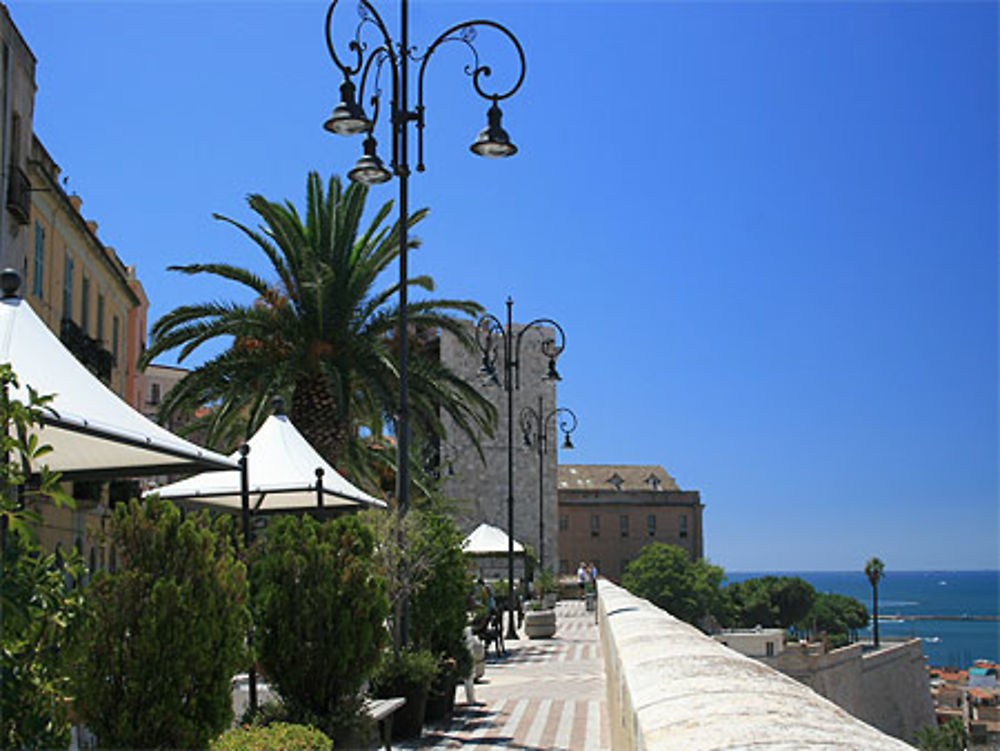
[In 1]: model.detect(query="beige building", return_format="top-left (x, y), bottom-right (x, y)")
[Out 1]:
top-left (714, 627), bottom-right (787, 659)
top-left (1, 3), bottom-right (36, 274)
top-left (137, 363), bottom-right (189, 426)
top-left (27, 135), bottom-right (143, 398)
top-left (557, 463), bottom-right (704, 581)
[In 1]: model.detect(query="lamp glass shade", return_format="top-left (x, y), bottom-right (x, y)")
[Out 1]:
top-left (324, 103), bottom-right (371, 136)
top-left (324, 80), bottom-right (372, 136)
top-left (348, 155), bottom-right (392, 185)
top-left (348, 135), bottom-right (392, 185)
top-left (470, 102), bottom-right (518, 158)
top-left (562, 433), bottom-right (574, 450)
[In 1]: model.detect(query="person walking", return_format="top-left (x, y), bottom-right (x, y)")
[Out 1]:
top-left (577, 561), bottom-right (588, 599)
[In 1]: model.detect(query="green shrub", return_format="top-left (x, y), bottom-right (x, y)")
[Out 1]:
top-left (372, 647), bottom-right (437, 697)
top-left (211, 722), bottom-right (333, 751)
top-left (71, 497), bottom-right (249, 749)
top-left (0, 365), bottom-right (85, 750)
top-left (410, 512), bottom-right (473, 676)
top-left (251, 514), bottom-right (389, 738)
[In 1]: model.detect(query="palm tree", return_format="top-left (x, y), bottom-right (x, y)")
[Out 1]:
top-left (864, 557), bottom-right (885, 648)
top-left (141, 172), bottom-right (496, 483)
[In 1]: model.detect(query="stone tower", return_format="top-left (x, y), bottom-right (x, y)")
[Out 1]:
top-left (439, 320), bottom-right (561, 574)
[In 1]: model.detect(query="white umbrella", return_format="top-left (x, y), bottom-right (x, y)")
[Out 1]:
top-left (149, 414), bottom-right (386, 513)
top-left (463, 522), bottom-right (525, 555)
top-left (0, 283), bottom-right (236, 479)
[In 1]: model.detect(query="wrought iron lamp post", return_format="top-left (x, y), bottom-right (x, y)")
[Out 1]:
top-left (322, 0), bottom-right (525, 646)
top-left (519, 396), bottom-right (577, 574)
top-left (476, 297), bottom-right (566, 639)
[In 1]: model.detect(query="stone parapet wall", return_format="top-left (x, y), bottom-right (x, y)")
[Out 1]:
top-left (598, 579), bottom-right (913, 750)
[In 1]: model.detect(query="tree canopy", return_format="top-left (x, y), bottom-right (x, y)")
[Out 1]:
top-left (141, 172), bottom-right (496, 489)
top-left (621, 543), bottom-right (727, 626)
top-left (723, 576), bottom-right (816, 629)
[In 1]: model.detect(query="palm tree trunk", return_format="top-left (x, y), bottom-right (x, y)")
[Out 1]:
top-left (291, 374), bottom-right (351, 467)
top-left (872, 584), bottom-right (880, 648)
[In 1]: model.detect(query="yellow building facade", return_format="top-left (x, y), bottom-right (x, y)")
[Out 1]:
top-left (26, 135), bottom-right (140, 398)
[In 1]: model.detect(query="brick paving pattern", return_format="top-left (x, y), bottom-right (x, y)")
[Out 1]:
top-left (403, 599), bottom-right (609, 750)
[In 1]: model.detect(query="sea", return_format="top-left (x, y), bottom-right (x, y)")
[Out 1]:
top-left (728, 570), bottom-right (1000, 668)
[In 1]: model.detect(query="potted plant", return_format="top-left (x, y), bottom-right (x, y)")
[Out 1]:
top-left (524, 568), bottom-right (558, 639)
top-left (424, 640), bottom-right (471, 723)
top-left (536, 567), bottom-right (559, 609)
top-left (371, 647), bottom-right (437, 740)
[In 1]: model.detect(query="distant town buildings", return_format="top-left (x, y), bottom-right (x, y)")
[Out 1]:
top-left (930, 661), bottom-right (1000, 748)
top-left (558, 463), bottom-right (704, 581)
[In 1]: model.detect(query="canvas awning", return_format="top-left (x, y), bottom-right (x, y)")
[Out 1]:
top-left (149, 414), bottom-right (387, 513)
top-left (462, 522), bottom-right (525, 555)
top-left (0, 292), bottom-right (237, 480)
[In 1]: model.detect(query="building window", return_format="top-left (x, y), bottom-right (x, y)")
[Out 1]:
top-left (559, 514), bottom-right (569, 531)
top-left (97, 294), bottom-right (105, 341)
top-left (766, 641), bottom-right (775, 657)
top-left (32, 223), bottom-right (44, 298)
top-left (150, 383), bottom-right (161, 405)
top-left (648, 514), bottom-right (656, 536)
top-left (81, 277), bottom-right (90, 333)
top-left (620, 514), bottom-right (629, 537)
top-left (62, 255), bottom-right (74, 320)
top-left (590, 514), bottom-right (600, 537)
top-left (112, 316), bottom-right (120, 365)
top-left (679, 514), bottom-right (688, 539)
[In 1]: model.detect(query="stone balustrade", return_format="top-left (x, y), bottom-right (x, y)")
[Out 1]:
top-left (597, 578), bottom-right (914, 750)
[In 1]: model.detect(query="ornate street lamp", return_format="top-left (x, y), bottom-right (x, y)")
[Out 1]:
top-left (476, 297), bottom-right (566, 639)
top-left (322, 0), bottom-right (525, 646)
top-left (519, 396), bottom-right (578, 574)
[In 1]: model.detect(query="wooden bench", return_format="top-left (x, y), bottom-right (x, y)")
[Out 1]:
top-left (364, 696), bottom-right (406, 751)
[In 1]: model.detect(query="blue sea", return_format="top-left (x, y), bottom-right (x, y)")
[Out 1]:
top-left (728, 570), bottom-right (1000, 668)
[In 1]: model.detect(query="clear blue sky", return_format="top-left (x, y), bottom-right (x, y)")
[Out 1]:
top-left (11, 1), bottom-right (997, 571)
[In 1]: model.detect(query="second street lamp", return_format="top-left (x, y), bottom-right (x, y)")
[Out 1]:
top-left (477, 297), bottom-right (566, 639)
top-left (322, 0), bottom-right (525, 646)
top-left (519, 396), bottom-right (578, 574)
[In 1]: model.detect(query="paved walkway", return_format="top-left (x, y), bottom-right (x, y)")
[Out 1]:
top-left (404, 599), bottom-right (610, 750)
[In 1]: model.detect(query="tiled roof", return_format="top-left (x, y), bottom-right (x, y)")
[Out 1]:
top-left (558, 464), bottom-right (680, 492)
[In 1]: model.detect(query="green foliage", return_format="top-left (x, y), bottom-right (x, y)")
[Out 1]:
top-left (0, 365), bottom-right (83, 750)
top-left (621, 543), bottom-right (727, 626)
top-left (72, 497), bottom-right (250, 750)
top-left (535, 567), bottom-right (558, 599)
top-left (864, 557), bottom-right (885, 589)
top-left (211, 722), bottom-right (333, 751)
top-left (797, 592), bottom-right (869, 640)
top-left (914, 718), bottom-right (968, 751)
top-left (409, 512), bottom-right (472, 675)
top-left (251, 514), bottom-right (389, 737)
top-left (141, 172), bottom-right (497, 485)
top-left (372, 647), bottom-right (438, 697)
top-left (723, 576), bottom-right (816, 629)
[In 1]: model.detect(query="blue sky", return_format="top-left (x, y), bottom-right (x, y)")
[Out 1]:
top-left (10, 1), bottom-right (997, 571)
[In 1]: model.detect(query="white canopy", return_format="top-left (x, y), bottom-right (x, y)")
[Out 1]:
top-left (149, 414), bottom-right (386, 513)
top-left (0, 295), bottom-right (236, 479)
top-left (462, 523), bottom-right (525, 555)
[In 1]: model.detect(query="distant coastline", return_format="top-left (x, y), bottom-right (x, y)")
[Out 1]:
top-left (728, 570), bottom-right (999, 666)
